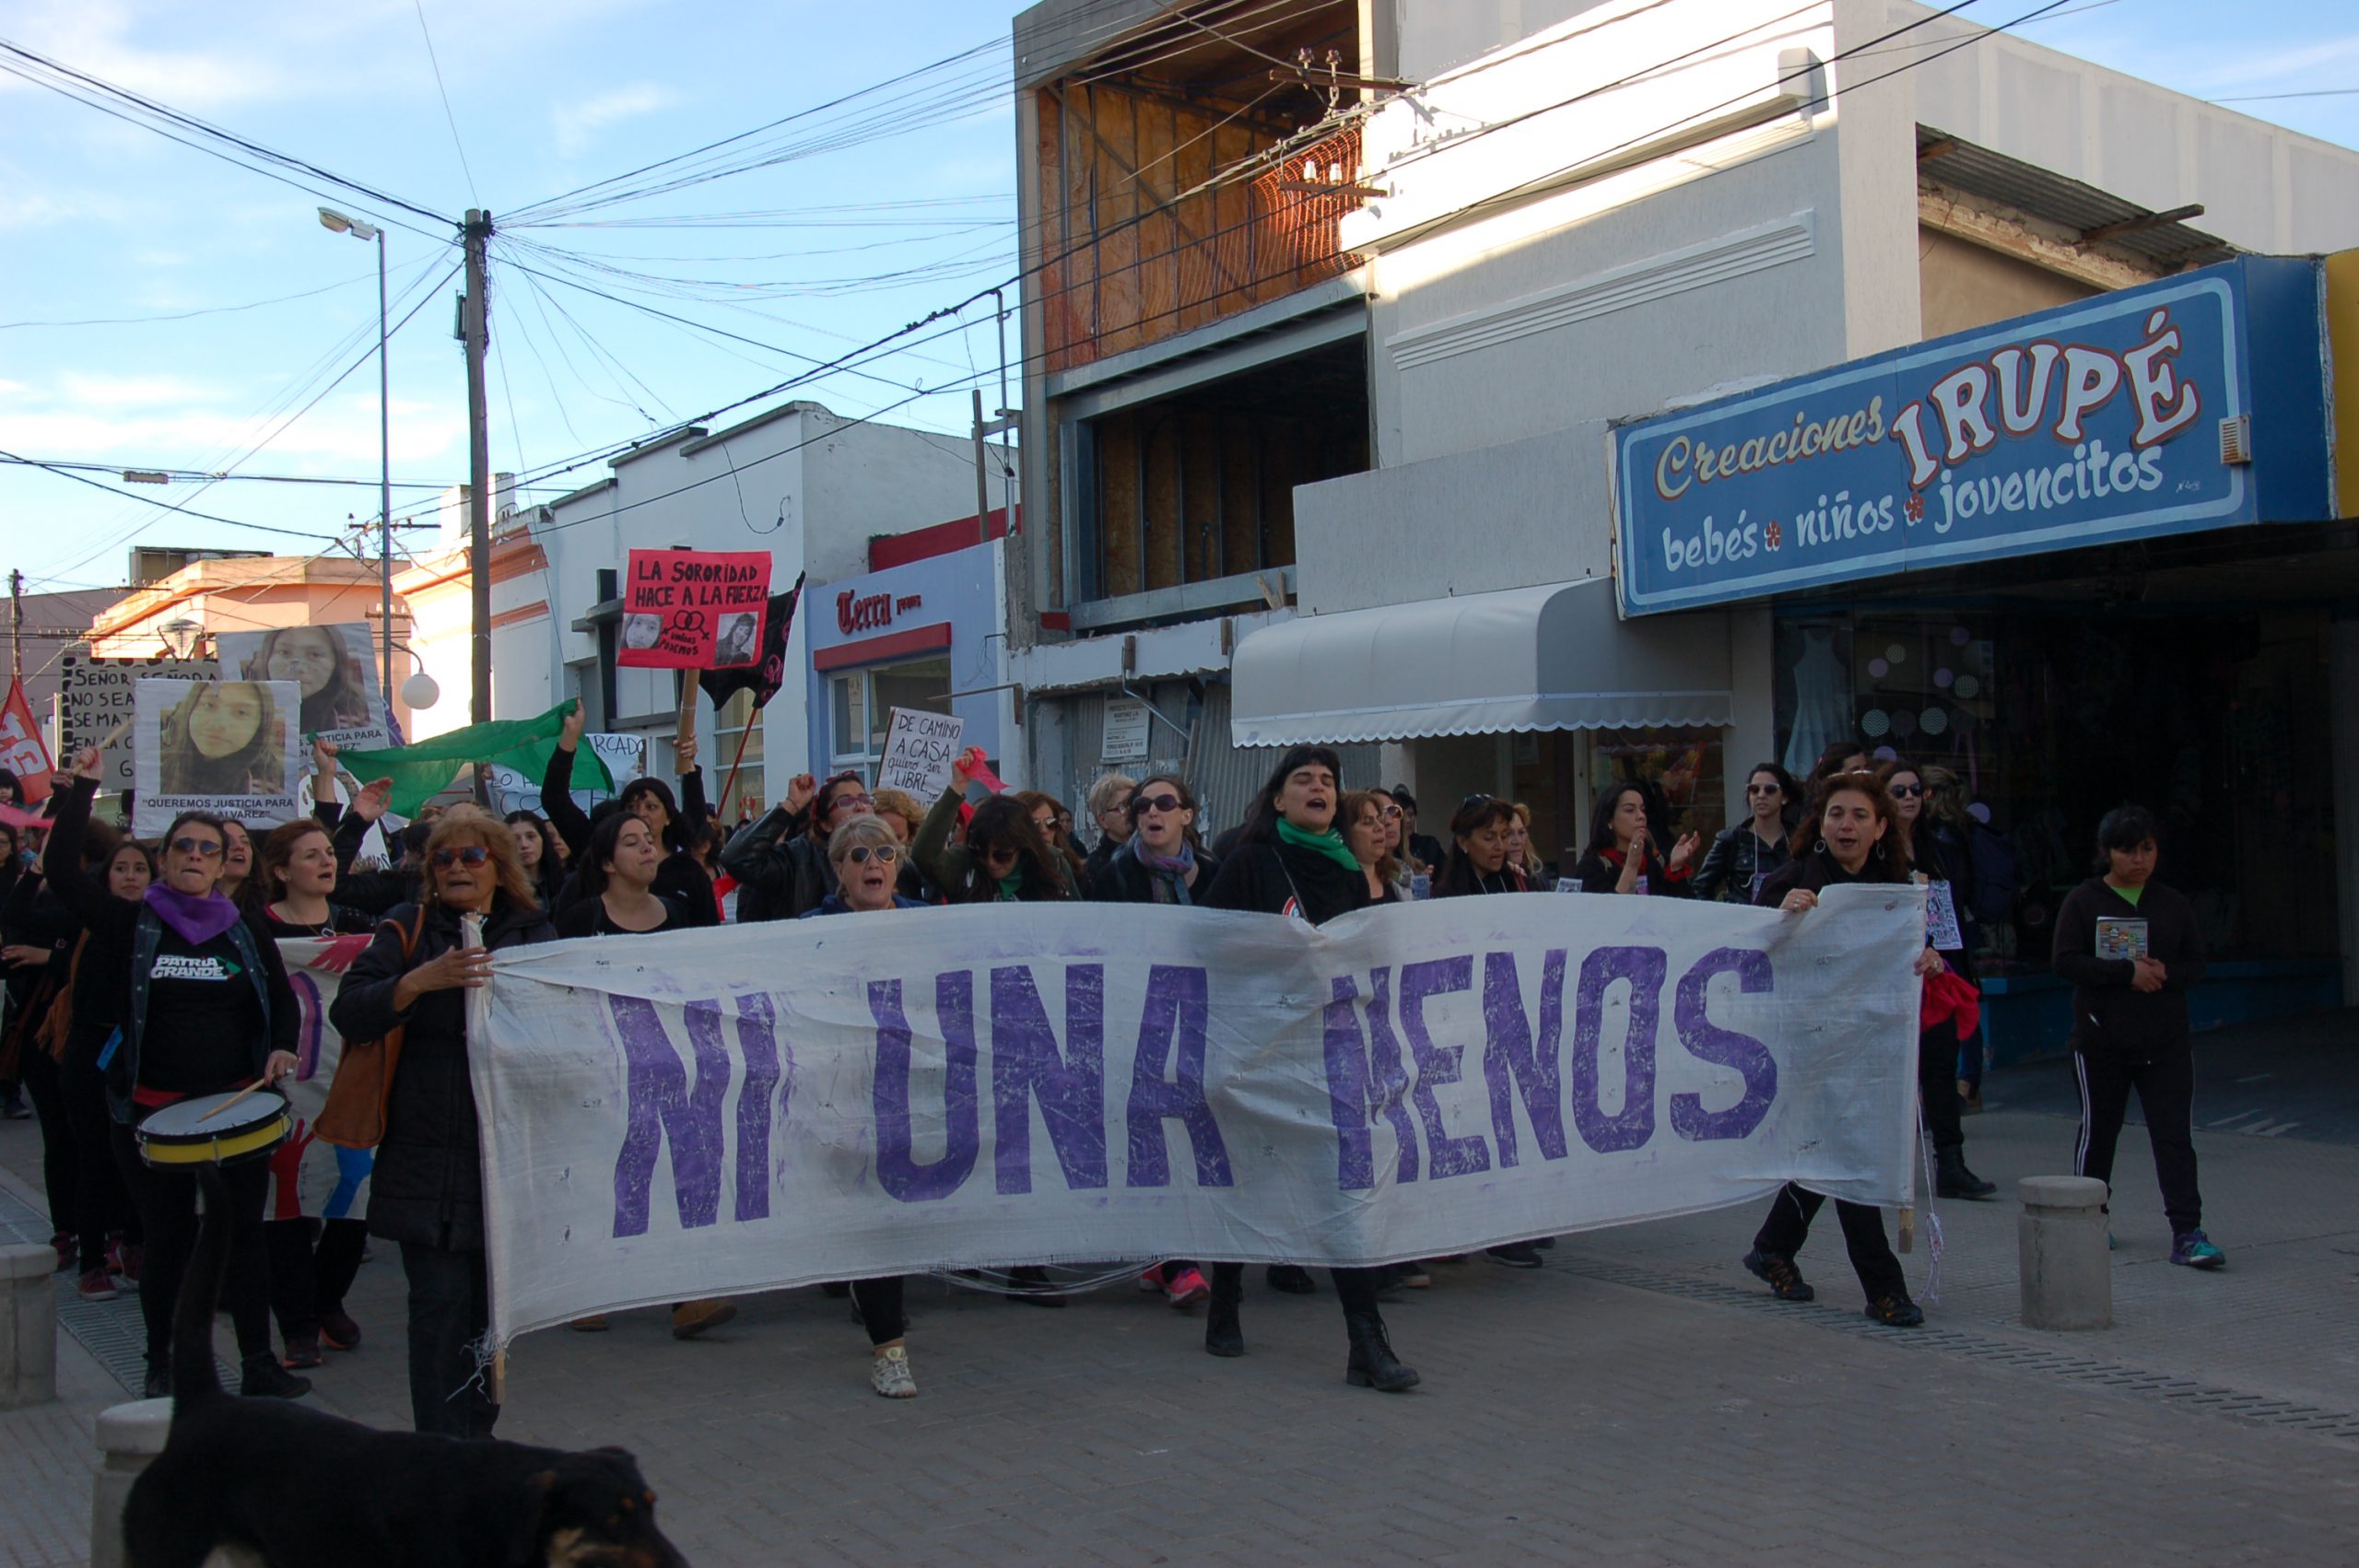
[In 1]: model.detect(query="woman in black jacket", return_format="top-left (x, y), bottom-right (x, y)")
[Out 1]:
top-left (1198, 746), bottom-right (1418, 1392)
top-left (1690, 763), bottom-right (1797, 904)
top-left (1089, 774), bottom-right (1217, 907)
top-left (1740, 769), bottom-right (1942, 1328)
top-left (2052, 805), bottom-right (2220, 1270)
top-left (540, 703), bottom-right (717, 926)
top-left (48, 748), bottom-right (306, 1398)
top-left (1569, 782), bottom-right (1701, 895)
top-left (722, 770), bottom-right (872, 921)
top-left (1091, 773), bottom-right (1218, 1309)
top-left (328, 813), bottom-right (557, 1436)
top-left (1883, 756), bottom-right (1996, 1201)
top-left (1430, 795), bottom-right (1524, 898)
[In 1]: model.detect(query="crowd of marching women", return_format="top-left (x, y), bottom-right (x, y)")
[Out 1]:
top-left (0, 707), bottom-right (2225, 1431)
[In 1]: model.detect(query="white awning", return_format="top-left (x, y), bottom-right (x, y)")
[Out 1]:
top-left (1231, 579), bottom-right (1731, 746)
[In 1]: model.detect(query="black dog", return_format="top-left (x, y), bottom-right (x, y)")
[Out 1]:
top-left (122, 1167), bottom-right (689, 1567)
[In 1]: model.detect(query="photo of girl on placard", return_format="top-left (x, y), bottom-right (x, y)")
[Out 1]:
top-left (158, 680), bottom-right (289, 796)
top-left (236, 624), bottom-right (374, 735)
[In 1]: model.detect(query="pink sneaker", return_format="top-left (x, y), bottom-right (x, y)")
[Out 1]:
top-left (1137, 1265), bottom-right (1167, 1293)
top-left (77, 1269), bottom-right (118, 1302)
top-left (1163, 1267), bottom-right (1211, 1307)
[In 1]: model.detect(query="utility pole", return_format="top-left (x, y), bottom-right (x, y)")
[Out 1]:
top-left (463, 209), bottom-right (493, 731)
top-left (372, 222), bottom-right (391, 697)
top-left (971, 388), bottom-right (992, 548)
top-left (7, 569), bottom-right (21, 693)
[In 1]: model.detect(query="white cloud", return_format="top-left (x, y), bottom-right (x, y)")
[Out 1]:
top-left (54, 372), bottom-right (232, 409)
top-left (552, 84), bottom-right (680, 158)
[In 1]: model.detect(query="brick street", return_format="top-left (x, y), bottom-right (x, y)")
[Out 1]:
top-left (6, 1023), bottom-right (2357, 1565)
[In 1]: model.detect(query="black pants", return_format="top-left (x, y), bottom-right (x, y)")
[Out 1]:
top-left (1209, 1263), bottom-right (1384, 1317)
top-left (398, 1241), bottom-right (498, 1438)
top-left (1919, 1017), bottom-right (1965, 1156)
top-left (851, 1276), bottom-right (906, 1346)
top-left (110, 1118), bottom-right (273, 1367)
top-left (2074, 1046), bottom-right (2201, 1232)
top-left (1753, 1183), bottom-right (1907, 1303)
top-left (19, 1045), bottom-right (74, 1239)
top-left (265, 1218), bottom-right (366, 1340)
top-left (62, 1049), bottom-right (135, 1271)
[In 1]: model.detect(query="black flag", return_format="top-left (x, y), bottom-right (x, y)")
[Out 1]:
top-left (698, 572), bottom-right (804, 711)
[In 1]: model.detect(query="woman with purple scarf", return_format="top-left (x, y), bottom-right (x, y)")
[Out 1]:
top-left (1088, 774), bottom-right (1220, 1307)
top-left (45, 746), bottom-right (305, 1399)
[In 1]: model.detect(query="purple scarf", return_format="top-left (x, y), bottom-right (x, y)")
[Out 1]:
top-left (1126, 836), bottom-right (1197, 906)
top-left (144, 884), bottom-right (243, 945)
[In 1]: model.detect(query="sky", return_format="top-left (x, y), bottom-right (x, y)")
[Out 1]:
top-left (0, 0), bottom-right (2352, 608)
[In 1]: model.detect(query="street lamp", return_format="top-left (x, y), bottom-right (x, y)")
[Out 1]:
top-left (319, 206), bottom-right (394, 708)
top-left (158, 617), bottom-right (204, 661)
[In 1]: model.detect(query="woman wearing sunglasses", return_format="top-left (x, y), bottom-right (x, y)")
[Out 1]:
top-left (1882, 756), bottom-right (1997, 1201)
top-left (330, 813), bottom-right (556, 1437)
top-left (1087, 775), bottom-right (1219, 1309)
top-left (914, 753), bottom-right (1080, 905)
top-left (1691, 764), bottom-right (1799, 905)
top-left (44, 746), bottom-right (307, 1400)
top-left (798, 815), bottom-right (928, 1394)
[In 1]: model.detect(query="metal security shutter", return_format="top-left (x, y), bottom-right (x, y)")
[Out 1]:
top-left (1185, 682), bottom-right (1381, 841)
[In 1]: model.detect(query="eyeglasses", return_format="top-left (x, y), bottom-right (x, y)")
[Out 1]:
top-left (981, 842), bottom-right (1019, 860)
top-left (842, 844), bottom-right (900, 865)
top-left (1746, 783), bottom-right (1782, 795)
top-left (1889, 782), bottom-right (1925, 798)
top-left (1461, 792), bottom-right (1493, 808)
top-left (827, 791), bottom-right (874, 813)
top-left (1379, 805), bottom-right (1403, 820)
top-left (429, 846), bottom-right (492, 870)
top-left (168, 837), bottom-right (225, 860)
top-left (1132, 793), bottom-right (1184, 816)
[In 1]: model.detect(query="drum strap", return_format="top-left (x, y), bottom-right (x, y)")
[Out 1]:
top-left (115, 908), bottom-right (273, 1124)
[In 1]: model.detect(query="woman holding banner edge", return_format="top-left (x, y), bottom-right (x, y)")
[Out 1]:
top-left (801, 813), bottom-right (929, 1396)
top-left (1198, 746), bottom-right (1419, 1393)
top-left (1743, 769), bottom-right (1940, 1328)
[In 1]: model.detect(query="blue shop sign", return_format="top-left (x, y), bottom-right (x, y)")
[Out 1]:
top-left (1611, 257), bottom-right (2330, 616)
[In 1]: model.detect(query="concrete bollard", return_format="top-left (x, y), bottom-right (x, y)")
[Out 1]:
top-left (89, 1398), bottom-right (172, 1568)
top-left (1, 1241), bottom-right (58, 1408)
top-left (2018, 1175), bottom-right (2112, 1330)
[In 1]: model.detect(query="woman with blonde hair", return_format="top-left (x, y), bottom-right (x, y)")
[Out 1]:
top-left (329, 813), bottom-right (556, 1436)
top-left (801, 813), bottom-right (929, 1395)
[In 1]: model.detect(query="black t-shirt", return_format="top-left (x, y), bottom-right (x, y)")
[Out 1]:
top-left (140, 925), bottom-right (270, 1097)
top-left (554, 894), bottom-right (687, 939)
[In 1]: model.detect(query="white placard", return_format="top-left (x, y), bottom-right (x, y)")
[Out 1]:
top-left (1926, 878), bottom-right (1964, 952)
top-left (215, 623), bottom-right (397, 752)
top-left (132, 677), bottom-right (303, 834)
top-left (876, 707), bottom-right (964, 798)
top-left (467, 884), bottom-right (1926, 1343)
top-left (61, 649), bottom-right (220, 793)
top-left (273, 936), bottom-right (378, 1222)
top-left (1100, 696), bottom-right (1151, 763)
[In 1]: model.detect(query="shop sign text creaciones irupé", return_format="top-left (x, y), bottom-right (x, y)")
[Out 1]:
top-left (1609, 258), bottom-right (2327, 615)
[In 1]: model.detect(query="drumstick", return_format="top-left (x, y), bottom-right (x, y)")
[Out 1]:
top-left (195, 1075), bottom-right (271, 1124)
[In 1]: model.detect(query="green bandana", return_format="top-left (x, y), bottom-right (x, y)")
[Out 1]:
top-left (996, 872), bottom-right (1025, 901)
top-left (1275, 817), bottom-right (1360, 874)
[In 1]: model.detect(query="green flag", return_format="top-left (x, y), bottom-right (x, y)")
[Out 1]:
top-left (339, 700), bottom-right (612, 816)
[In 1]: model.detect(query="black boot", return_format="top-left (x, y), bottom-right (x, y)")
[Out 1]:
top-left (240, 1354), bottom-right (311, 1399)
top-left (1265, 1264), bottom-right (1317, 1294)
top-left (1204, 1273), bottom-right (1244, 1357)
top-left (142, 1358), bottom-right (170, 1399)
top-left (1935, 1150), bottom-right (1997, 1200)
top-left (1344, 1308), bottom-right (1419, 1392)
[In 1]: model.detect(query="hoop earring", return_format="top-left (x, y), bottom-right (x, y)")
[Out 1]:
top-left (1813, 838), bottom-right (1827, 854)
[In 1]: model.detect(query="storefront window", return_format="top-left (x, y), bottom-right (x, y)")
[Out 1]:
top-left (828, 657), bottom-right (954, 778)
top-left (712, 689), bottom-right (763, 823)
top-left (1580, 728), bottom-right (1727, 848)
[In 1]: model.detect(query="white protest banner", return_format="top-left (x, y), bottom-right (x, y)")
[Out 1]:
top-left (132, 677), bottom-right (302, 834)
top-left (216, 623), bottom-right (396, 752)
top-left (469, 885), bottom-right (1923, 1343)
top-left (62, 649), bottom-right (219, 793)
top-left (875, 707), bottom-right (964, 798)
top-left (268, 937), bottom-right (379, 1224)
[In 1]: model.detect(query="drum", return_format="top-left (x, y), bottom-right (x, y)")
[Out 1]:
top-left (135, 1089), bottom-right (292, 1170)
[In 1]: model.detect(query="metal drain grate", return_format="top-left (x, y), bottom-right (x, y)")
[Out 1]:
top-left (1558, 1255), bottom-right (2359, 1444)
top-left (0, 1178), bottom-right (242, 1395)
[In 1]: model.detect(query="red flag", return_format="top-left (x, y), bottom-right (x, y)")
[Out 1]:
top-left (0, 684), bottom-right (53, 802)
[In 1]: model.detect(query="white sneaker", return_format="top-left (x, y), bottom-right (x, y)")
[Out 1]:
top-left (869, 1344), bottom-right (918, 1398)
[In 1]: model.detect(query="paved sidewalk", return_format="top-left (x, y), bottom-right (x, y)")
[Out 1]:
top-left (3, 1063), bottom-right (2355, 1565)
